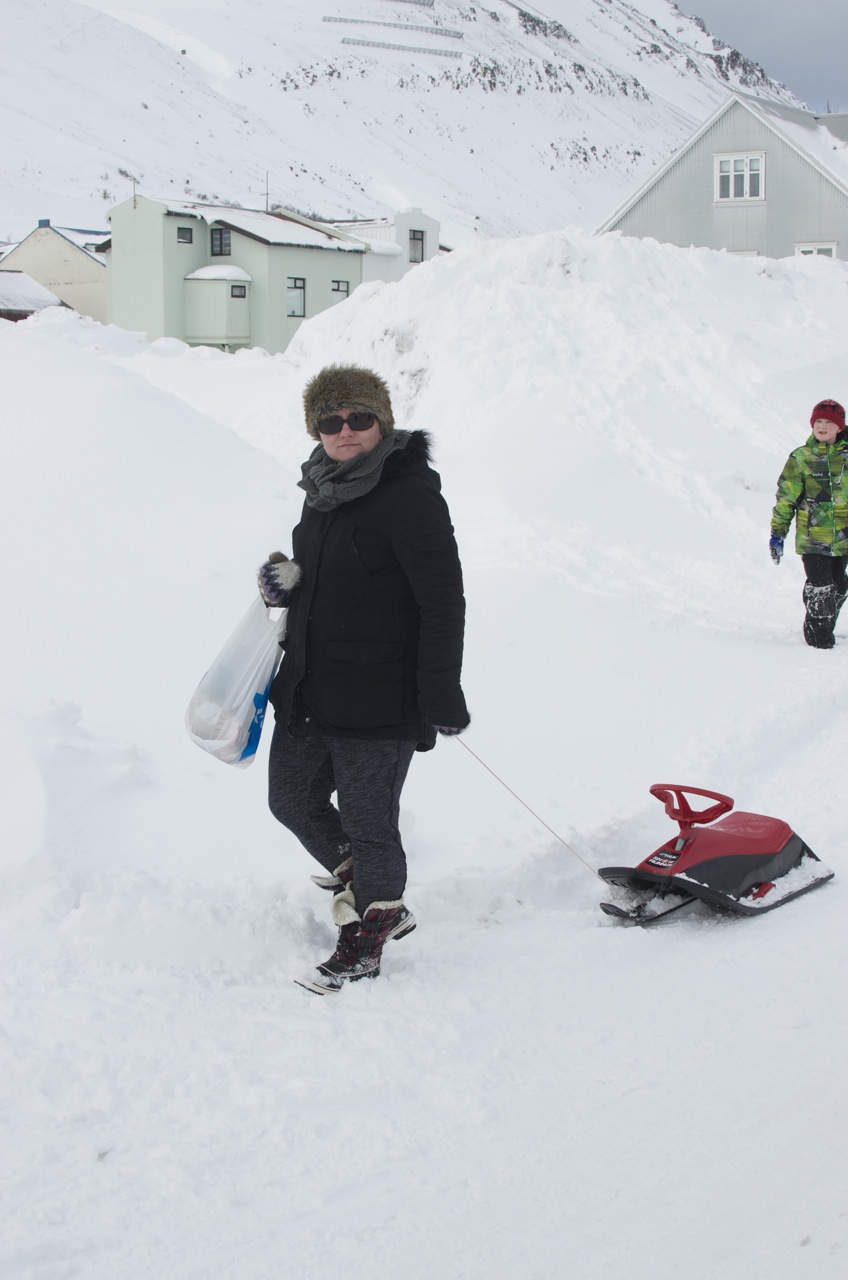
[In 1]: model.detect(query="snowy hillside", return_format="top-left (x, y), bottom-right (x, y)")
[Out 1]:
top-left (2, 0), bottom-right (799, 244)
top-left (3, 229), bottom-right (848, 1278)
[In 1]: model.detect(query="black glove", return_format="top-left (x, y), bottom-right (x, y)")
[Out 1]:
top-left (434, 725), bottom-right (465, 737)
top-left (258, 551), bottom-right (302, 607)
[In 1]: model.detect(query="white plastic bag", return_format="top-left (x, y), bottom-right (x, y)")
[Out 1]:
top-left (185, 597), bottom-right (286, 768)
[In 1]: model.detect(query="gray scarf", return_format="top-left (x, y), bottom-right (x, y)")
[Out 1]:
top-left (298, 430), bottom-right (411, 511)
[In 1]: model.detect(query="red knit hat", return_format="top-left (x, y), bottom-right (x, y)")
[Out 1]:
top-left (811, 399), bottom-right (845, 429)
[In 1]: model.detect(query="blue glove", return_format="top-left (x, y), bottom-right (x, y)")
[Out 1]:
top-left (258, 552), bottom-right (302, 606)
top-left (769, 534), bottom-right (784, 565)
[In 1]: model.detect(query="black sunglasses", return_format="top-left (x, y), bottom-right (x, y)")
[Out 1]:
top-left (317, 412), bottom-right (376, 434)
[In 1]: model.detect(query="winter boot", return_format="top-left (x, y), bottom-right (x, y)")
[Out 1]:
top-left (311, 853), bottom-right (416, 940)
top-left (294, 891), bottom-right (406, 995)
top-left (803, 582), bottom-right (837, 648)
top-left (310, 852), bottom-right (353, 894)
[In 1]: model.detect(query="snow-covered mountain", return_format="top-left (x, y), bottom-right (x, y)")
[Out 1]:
top-left (3, 0), bottom-right (800, 243)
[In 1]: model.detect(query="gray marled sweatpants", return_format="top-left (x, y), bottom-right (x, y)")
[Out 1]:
top-left (268, 724), bottom-right (416, 908)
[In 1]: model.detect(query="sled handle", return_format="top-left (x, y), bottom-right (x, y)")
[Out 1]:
top-left (650, 784), bottom-right (734, 834)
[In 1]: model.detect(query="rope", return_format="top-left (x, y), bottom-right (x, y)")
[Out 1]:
top-left (453, 738), bottom-right (600, 878)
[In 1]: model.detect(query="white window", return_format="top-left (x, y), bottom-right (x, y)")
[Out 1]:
top-left (287, 277), bottom-right (305, 317)
top-left (795, 243), bottom-right (836, 258)
top-left (715, 154), bottom-right (765, 202)
top-left (409, 229), bottom-right (424, 263)
top-left (331, 280), bottom-right (349, 303)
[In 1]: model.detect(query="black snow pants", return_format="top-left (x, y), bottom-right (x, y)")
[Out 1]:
top-left (268, 723), bottom-right (416, 908)
top-left (801, 553), bottom-right (848, 649)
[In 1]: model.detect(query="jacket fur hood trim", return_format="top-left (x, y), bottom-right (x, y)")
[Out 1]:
top-left (303, 364), bottom-right (395, 439)
top-left (388, 429), bottom-right (433, 468)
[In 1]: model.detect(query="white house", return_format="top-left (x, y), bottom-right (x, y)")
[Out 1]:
top-left (0, 221), bottom-right (109, 319)
top-left (329, 209), bottom-right (442, 281)
top-left (598, 93), bottom-right (848, 260)
top-left (103, 197), bottom-right (441, 354)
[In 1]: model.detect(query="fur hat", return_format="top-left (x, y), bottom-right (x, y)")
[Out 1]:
top-left (303, 365), bottom-right (395, 439)
top-left (811, 399), bottom-right (845, 430)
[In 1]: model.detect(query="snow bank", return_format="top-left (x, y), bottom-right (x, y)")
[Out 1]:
top-left (3, 230), bottom-right (848, 1279)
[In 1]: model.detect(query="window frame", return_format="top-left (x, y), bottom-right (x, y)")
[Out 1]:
top-left (230, 284), bottom-right (247, 298)
top-left (331, 279), bottom-right (349, 303)
top-left (287, 276), bottom-right (306, 318)
top-left (795, 242), bottom-right (837, 258)
top-left (409, 228), bottom-right (425, 263)
top-left (177, 226), bottom-right (193, 244)
top-left (714, 153), bottom-right (766, 204)
top-left (210, 227), bottom-right (231, 256)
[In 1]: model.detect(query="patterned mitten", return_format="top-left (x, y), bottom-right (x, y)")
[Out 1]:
top-left (258, 551), bottom-right (302, 606)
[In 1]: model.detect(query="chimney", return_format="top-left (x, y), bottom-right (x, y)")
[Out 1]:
top-left (38, 219), bottom-right (50, 228)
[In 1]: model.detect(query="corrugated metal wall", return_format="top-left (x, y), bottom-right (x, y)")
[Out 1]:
top-left (610, 103), bottom-right (848, 259)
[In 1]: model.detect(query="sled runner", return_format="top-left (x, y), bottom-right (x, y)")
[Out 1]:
top-left (598, 784), bottom-right (834, 926)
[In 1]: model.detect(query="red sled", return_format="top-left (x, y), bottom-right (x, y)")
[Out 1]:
top-left (598, 784), bottom-right (834, 926)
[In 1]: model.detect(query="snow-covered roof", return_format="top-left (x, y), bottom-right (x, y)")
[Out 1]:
top-left (355, 240), bottom-right (403, 257)
top-left (163, 200), bottom-right (366, 252)
top-left (598, 93), bottom-right (848, 233)
top-left (184, 265), bottom-right (253, 282)
top-left (0, 270), bottom-right (61, 311)
top-left (0, 242), bottom-right (18, 261)
top-left (7, 224), bottom-right (110, 265)
top-left (53, 226), bottom-right (111, 261)
top-left (740, 96), bottom-right (848, 197)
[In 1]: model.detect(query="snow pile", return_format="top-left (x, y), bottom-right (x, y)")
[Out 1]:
top-left (2, 229), bottom-right (848, 1278)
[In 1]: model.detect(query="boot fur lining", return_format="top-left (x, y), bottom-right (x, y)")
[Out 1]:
top-left (331, 888), bottom-right (360, 926)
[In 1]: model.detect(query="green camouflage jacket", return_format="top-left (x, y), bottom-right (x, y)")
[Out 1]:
top-left (771, 435), bottom-right (848, 556)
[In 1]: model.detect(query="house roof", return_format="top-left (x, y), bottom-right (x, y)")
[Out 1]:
top-left (53, 227), bottom-right (111, 262)
top-left (6, 223), bottom-right (110, 266)
top-left (597, 93), bottom-right (848, 233)
top-left (163, 200), bottom-right (366, 252)
top-left (0, 270), bottom-right (62, 311)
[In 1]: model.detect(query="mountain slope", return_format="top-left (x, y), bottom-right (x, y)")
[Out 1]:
top-left (3, 0), bottom-right (799, 243)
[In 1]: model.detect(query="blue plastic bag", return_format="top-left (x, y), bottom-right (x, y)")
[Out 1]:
top-left (185, 597), bottom-right (285, 768)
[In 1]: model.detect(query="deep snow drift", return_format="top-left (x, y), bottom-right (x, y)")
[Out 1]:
top-left (2, 228), bottom-right (848, 1279)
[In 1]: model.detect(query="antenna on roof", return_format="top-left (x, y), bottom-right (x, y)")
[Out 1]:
top-left (265, 172), bottom-right (269, 213)
top-left (132, 178), bottom-right (137, 208)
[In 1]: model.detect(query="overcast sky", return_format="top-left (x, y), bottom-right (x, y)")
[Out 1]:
top-left (679, 1), bottom-right (847, 112)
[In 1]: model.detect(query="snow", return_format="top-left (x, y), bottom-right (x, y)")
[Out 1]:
top-left (739, 95), bottom-right (848, 197)
top-left (164, 201), bottom-right (366, 251)
top-left (0, 271), bottom-right (62, 311)
top-left (1, 0), bottom-right (800, 244)
top-left (184, 265), bottom-right (252, 282)
top-left (51, 230), bottom-right (110, 265)
top-left (3, 228), bottom-right (848, 1278)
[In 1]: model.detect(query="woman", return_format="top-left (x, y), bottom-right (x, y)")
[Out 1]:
top-left (259, 365), bottom-right (469, 994)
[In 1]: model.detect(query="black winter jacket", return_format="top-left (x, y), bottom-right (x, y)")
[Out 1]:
top-left (269, 430), bottom-right (469, 749)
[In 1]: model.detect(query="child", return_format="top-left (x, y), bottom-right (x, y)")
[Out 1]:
top-left (770, 399), bottom-right (848, 648)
